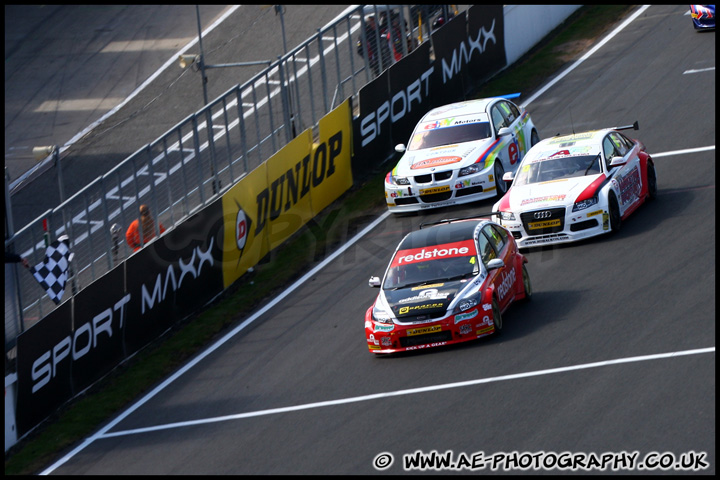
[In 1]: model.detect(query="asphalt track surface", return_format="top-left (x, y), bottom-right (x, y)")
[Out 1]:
top-left (38, 5), bottom-right (714, 475)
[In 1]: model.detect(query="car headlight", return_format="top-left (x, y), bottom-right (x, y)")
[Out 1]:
top-left (499, 211), bottom-right (516, 221)
top-left (458, 164), bottom-right (481, 177)
top-left (389, 175), bottom-right (410, 186)
top-left (372, 305), bottom-right (393, 324)
top-left (572, 196), bottom-right (599, 212)
top-left (453, 295), bottom-right (479, 314)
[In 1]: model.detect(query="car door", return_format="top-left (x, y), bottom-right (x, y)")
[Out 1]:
top-left (479, 224), bottom-right (516, 311)
top-left (489, 101), bottom-right (524, 172)
top-left (603, 132), bottom-right (643, 216)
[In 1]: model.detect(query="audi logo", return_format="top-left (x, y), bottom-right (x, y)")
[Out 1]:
top-left (533, 210), bottom-right (553, 219)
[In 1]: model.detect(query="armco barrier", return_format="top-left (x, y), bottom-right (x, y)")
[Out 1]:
top-left (6, 5), bottom-right (581, 448)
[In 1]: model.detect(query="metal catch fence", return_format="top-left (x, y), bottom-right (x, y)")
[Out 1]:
top-left (4, 5), bottom-right (461, 354)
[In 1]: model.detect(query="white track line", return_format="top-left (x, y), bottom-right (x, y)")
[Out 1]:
top-left (96, 347), bottom-right (715, 439)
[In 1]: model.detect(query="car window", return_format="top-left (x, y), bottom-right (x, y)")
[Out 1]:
top-left (490, 105), bottom-right (507, 135)
top-left (477, 230), bottom-right (497, 265)
top-left (602, 135), bottom-right (620, 170)
top-left (483, 224), bottom-right (505, 255)
top-left (610, 132), bottom-right (631, 156)
top-left (491, 225), bottom-right (509, 248)
top-left (499, 100), bottom-right (519, 125)
top-left (408, 122), bottom-right (491, 150)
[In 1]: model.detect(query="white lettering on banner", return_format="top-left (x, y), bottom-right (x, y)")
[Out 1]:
top-left (360, 67), bottom-right (434, 147)
top-left (142, 239), bottom-right (215, 314)
top-left (441, 20), bottom-right (497, 84)
top-left (30, 294), bottom-right (131, 394)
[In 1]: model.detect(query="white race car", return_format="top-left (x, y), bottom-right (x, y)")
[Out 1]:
top-left (492, 122), bottom-right (657, 248)
top-left (385, 95), bottom-right (539, 214)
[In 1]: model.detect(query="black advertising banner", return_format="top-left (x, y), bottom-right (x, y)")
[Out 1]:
top-left (15, 198), bottom-right (225, 436)
top-left (66, 266), bottom-right (127, 394)
top-left (124, 199), bottom-right (225, 353)
top-left (352, 70), bottom-right (392, 177)
top-left (16, 300), bottom-right (74, 435)
top-left (430, 10), bottom-right (470, 106)
top-left (466, 5), bottom-right (507, 84)
top-left (387, 40), bottom-right (434, 149)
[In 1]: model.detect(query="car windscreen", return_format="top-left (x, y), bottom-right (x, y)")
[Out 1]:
top-left (514, 154), bottom-right (602, 185)
top-left (383, 240), bottom-right (480, 290)
top-left (408, 122), bottom-right (491, 151)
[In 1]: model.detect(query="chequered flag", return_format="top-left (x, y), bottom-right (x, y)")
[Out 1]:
top-left (31, 236), bottom-right (73, 305)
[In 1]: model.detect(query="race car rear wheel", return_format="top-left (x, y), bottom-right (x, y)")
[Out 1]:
top-left (609, 192), bottom-right (621, 233)
top-left (521, 264), bottom-right (532, 302)
top-left (492, 298), bottom-right (503, 334)
top-left (494, 160), bottom-right (507, 199)
top-left (646, 162), bottom-right (657, 201)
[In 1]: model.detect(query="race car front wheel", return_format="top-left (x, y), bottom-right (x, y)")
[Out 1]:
top-left (521, 264), bottom-right (532, 302)
top-left (646, 162), bottom-right (657, 201)
top-left (492, 298), bottom-right (503, 334)
top-left (494, 160), bottom-right (507, 199)
top-left (609, 192), bottom-right (621, 233)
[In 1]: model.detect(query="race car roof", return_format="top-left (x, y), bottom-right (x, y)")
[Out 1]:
top-left (420, 98), bottom-right (495, 122)
top-left (398, 220), bottom-right (481, 251)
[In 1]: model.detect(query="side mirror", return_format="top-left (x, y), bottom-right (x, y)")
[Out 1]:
top-left (395, 144), bottom-right (407, 153)
top-left (502, 171), bottom-right (515, 182)
top-left (486, 258), bottom-right (505, 271)
top-left (609, 156), bottom-right (627, 167)
top-left (368, 276), bottom-right (381, 287)
top-left (498, 127), bottom-right (512, 137)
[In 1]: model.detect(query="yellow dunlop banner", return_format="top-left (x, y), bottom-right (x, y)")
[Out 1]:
top-left (310, 99), bottom-right (354, 215)
top-left (221, 163), bottom-right (270, 288)
top-left (221, 99), bottom-right (354, 288)
top-left (265, 128), bottom-right (315, 251)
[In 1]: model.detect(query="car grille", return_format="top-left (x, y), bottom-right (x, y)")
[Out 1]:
top-left (399, 330), bottom-right (453, 348)
top-left (394, 197), bottom-right (419, 206)
top-left (420, 191), bottom-right (453, 202)
top-left (455, 186), bottom-right (484, 197)
top-left (570, 219), bottom-right (598, 232)
top-left (414, 171), bottom-right (452, 183)
top-left (520, 208), bottom-right (566, 236)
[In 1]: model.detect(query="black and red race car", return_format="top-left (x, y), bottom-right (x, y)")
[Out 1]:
top-left (365, 216), bottom-right (531, 354)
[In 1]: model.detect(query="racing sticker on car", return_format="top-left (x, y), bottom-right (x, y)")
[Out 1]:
top-left (411, 156), bottom-right (462, 170)
top-left (391, 239), bottom-right (476, 267)
top-left (455, 309), bottom-right (478, 323)
top-left (419, 185), bottom-right (452, 195)
top-left (407, 325), bottom-right (442, 336)
top-left (508, 141), bottom-right (519, 165)
top-left (398, 303), bottom-right (445, 315)
top-left (618, 165), bottom-right (641, 206)
top-left (528, 219), bottom-right (561, 230)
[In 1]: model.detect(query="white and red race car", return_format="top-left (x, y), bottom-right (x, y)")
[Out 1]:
top-left (385, 95), bottom-right (539, 214)
top-left (492, 122), bottom-right (657, 248)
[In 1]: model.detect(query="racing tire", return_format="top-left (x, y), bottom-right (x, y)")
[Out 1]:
top-left (494, 160), bottom-right (507, 199)
top-left (530, 129), bottom-right (540, 147)
top-left (608, 192), bottom-right (621, 234)
top-left (492, 298), bottom-right (503, 334)
top-left (646, 162), bottom-right (657, 201)
top-left (521, 264), bottom-right (532, 302)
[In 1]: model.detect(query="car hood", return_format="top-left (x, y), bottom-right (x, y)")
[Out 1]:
top-left (393, 140), bottom-right (491, 176)
top-left (508, 174), bottom-right (603, 210)
top-left (382, 279), bottom-right (472, 319)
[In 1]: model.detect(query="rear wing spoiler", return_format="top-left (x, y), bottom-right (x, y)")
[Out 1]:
top-left (614, 120), bottom-right (639, 131)
top-left (419, 212), bottom-right (501, 229)
top-left (554, 120), bottom-right (639, 137)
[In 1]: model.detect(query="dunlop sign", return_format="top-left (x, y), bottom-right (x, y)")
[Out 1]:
top-left (221, 99), bottom-right (353, 287)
